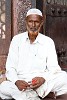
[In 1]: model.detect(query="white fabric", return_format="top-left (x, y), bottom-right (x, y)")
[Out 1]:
top-left (0, 71), bottom-right (67, 99)
top-left (0, 32), bottom-right (67, 99)
top-left (0, 81), bottom-right (41, 100)
top-left (36, 71), bottom-right (67, 98)
top-left (26, 8), bottom-right (43, 17)
top-left (6, 32), bottom-right (61, 83)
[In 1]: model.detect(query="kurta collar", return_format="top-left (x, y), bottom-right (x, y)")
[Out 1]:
top-left (25, 31), bottom-right (44, 45)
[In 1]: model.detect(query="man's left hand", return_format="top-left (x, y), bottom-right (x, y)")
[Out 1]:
top-left (30, 77), bottom-right (45, 89)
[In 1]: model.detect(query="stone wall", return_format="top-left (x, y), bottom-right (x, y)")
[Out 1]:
top-left (17, 0), bottom-right (32, 33)
top-left (12, 0), bottom-right (32, 36)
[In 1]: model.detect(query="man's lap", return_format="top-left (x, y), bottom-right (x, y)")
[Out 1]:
top-left (0, 93), bottom-right (67, 100)
top-left (0, 72), bottom-right (67, 100)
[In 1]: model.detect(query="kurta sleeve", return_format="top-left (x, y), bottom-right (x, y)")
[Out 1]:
top-left (6, 36), bottom-right (19, 83)
top-left (47, 39), bottom-right (61, 72)
top-left (39, 39), bottom-right (61, 82)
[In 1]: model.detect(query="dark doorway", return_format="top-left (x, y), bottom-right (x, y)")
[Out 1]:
top-left (36, 0), bottom-right (67, 70)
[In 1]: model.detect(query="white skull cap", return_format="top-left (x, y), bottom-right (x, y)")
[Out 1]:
top-left (26, 8), bottom-right (43, 17)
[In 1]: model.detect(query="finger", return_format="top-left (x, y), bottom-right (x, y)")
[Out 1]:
top-left (30, 83), bottom-right (40, 89)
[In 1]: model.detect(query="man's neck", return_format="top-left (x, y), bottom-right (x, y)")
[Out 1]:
top-left (29, 36), bottom-right (36, 44)
top-left (28, 33), bottom-right (38, 43)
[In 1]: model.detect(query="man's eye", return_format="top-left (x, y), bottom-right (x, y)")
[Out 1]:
top-left (35, 21), bottom-right (40, 23)
top-left (29, 20), bottom-right (32, 22)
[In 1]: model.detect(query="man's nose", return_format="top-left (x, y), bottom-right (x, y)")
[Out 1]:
top-left (32, 22), bottom-right (35, 27)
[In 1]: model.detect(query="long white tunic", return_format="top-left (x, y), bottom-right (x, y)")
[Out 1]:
top-left (0, 32), bottom-right (67, 99)
top-left (6, 31), bottom-right (61, 83)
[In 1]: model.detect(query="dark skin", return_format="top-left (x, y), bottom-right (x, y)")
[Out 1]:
top-left (15, 14), bottom-right (45, 91)
top-left (26, 14), bottom-right (43, 43)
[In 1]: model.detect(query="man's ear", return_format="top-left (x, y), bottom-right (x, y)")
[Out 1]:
top-left (40, 18), bottom-right (44, 27)
top-left (41, 15), bottom-right (44, 24)
top-left (41, 20), bottom-right (44, 26)
top-left (41, 15), bottom-right (46, 26)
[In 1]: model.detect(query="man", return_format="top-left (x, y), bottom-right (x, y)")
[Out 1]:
top-left (0, 8), bottom-right (67, 100)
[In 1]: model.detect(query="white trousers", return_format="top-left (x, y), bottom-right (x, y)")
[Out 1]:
top-left (0, 71), bottom-right (67, 100)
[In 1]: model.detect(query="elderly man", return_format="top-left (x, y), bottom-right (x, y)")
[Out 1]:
top-left (0, 8), bottom-right (67, 100)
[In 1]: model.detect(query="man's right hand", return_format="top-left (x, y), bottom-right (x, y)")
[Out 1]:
top-left (15, 80), bottom-right (29, 91)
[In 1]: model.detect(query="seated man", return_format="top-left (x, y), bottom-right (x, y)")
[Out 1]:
top-left (0, 8), bottom-right (67, 100)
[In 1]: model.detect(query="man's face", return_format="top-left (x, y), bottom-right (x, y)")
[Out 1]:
top-left (26, 14), bottom-right (43, 37)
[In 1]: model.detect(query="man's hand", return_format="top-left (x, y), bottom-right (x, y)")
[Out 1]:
top-left (30, 77), bottom-right (45, 89)
top-left (15, 80), bottom-right (29, 91)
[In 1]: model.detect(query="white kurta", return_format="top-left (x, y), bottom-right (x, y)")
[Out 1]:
top-left (6, 31), bottom-right (61, 83)
top-left (0, 32), bottom-right (67, 100)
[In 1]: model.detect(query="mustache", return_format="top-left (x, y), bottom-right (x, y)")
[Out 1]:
top-left (26, 25), bottom-right (41, 33)
top-left (30, 28), bottom-right (37, 32)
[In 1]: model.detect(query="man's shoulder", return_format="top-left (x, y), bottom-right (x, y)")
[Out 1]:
top-left (11, 32), bottom-right (27, 42)
top-left (13, 32), bottom-right (27, 39)
top-left (10, 32), bottom-right (27, 45)
top-left (39, 33), bottom-right (54, 44)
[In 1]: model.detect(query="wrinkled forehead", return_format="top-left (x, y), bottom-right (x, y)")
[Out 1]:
top-left (26, 14), bottom-right (43, 21)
